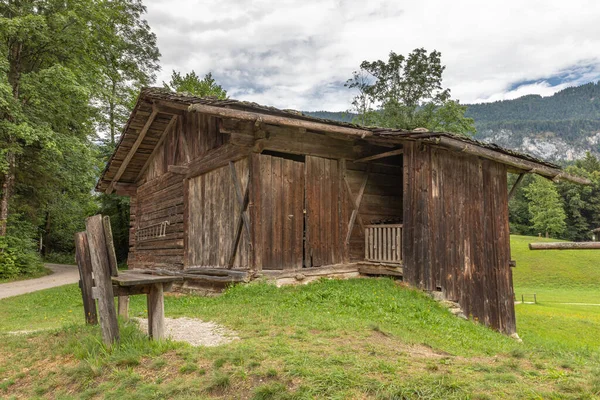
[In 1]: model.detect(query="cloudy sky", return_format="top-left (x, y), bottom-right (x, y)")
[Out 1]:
top-left (144, 0), bottom-right (600, 111)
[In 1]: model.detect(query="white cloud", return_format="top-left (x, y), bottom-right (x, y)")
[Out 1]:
top-left (144, 0), bottom-right (600, 110)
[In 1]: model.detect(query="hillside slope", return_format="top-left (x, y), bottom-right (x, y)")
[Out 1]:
top-left (512, 235), bottom-right (600, 303)
top-left (306, 82), bottom-right (600, 163)
top-left (466, 82), bottom-right (600, 163)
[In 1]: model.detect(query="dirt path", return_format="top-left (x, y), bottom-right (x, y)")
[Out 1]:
top-left (0, 264), bottom-right (79, 300)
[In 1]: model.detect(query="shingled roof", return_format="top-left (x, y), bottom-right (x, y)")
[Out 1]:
top-left (97, 87), bottom-right (588, 192)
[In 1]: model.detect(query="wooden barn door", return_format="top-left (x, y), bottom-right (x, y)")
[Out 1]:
top-left (252, 153), bottom-right (305, 270)
top-left (187, 158), bottom-right (251, 269)
top-left (305, 156), bottom-right (342, 267)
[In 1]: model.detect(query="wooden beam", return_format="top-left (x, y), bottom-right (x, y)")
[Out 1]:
top-left (355, 148), bottom-right (404, 163)
top-left (107, 107), bottom-right (159, 193)
top-left (185, 144), bottom-right (251, 179)
top-left (188, 103), bottom-right (371, 138)
top-left (433, 137), bottom-right (590, 185)
top-left (508, 173), bottom-right (525, 201)
top-left (112, 183), bottom-right (137, 197)
top-left (135, 115), bottom-right (178, 183)
top-left (168, 165), bottom-right (188, 174)
top-left (529, 242), bottom-right (600, 250)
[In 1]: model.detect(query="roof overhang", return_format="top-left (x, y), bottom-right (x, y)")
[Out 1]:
top-left (96, 88), bottom-right (590, 193)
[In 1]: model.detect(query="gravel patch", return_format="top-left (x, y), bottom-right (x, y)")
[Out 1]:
top-left (134, 317), bottom-right (238, 347)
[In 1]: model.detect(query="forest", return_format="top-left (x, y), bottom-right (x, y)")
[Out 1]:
top-left (0, 0), bottom-right (228, 279)
top-left (1, 1), bottom-right (599, 280)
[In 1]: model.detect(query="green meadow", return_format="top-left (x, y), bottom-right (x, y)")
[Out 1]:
top-left (0, 235), bottom-right (599, 399)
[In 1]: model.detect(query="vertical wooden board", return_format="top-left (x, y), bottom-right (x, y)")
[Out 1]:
top-left (201, 172), bottom-right (210, 265)
top-left (85, 215), bottom-right (119, 345)
top-left (321, 158), bottom-right (330, 266)
top-left (402, 143), bottom-right (413, 283)
top-left (430, 150), bottom-right (441, 289)
top-left (309, 156), bottom-right (320, 266)
top-left (271, 157), bottom-right (283, 269)
top-left (260, 155), bottom-right (273, 269)
top-left (495, 163), bottom-right (515, 334)
top-left (470, 158), bottom-right (486, 324)
top-left (482, 160), bottom-right (499, 330)
top-left (251, 153), bottom-right (263, 270)
top-left (339, 160), bottom-right (349, 262)
top-left (75, 232), bottom-right (97, 325)
top-left (457, 157), bottom-right (469, 317)
top-left (217, 166), bottom-right (228, 266)
top-left (294, 160), bottom-right (305, 268)
top-left (304, 156), bottom-right (313, 267)
top-left (445, 154), bottom-right (458, 300)
top-left (282, 159), bottom-right (294, 268)
top-left (330, 160), bottom-right (339, 263)
top-left (183, 178), bottom-right (189, 267)
top-left (102, 216), bottom-right (119, 277)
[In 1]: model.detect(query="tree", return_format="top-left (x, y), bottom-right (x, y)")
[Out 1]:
top-left (95, 0), bottom-right (160, 146)
top-left (346, 48), bottom-right (475, 136)
top-left (0, 0), bottom-right (160, 275)
top-left (164, 70), bottom-right (227, 99)
top-left (524, 176), bottom-right (567, 238)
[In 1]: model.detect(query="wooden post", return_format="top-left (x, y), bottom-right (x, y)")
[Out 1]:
top-left (75, 232), bottom-right (97, 325)
top-left (86, 215), bottom-right (119, 345)
top-left (147, 283), bottom-right (165, 339)
top-left (102, 216), bottom-right (119, 277)
top-left (118, 296), bottom-right (130, 320)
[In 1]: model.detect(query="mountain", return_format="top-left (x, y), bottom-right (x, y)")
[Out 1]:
top-left (304, 81), bottom-right (600, 163)
top-left (465, 81), bottom-right (600, 163)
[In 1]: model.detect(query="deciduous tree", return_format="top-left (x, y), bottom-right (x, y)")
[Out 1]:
top-left (346, 48), bottom-right (475, 136)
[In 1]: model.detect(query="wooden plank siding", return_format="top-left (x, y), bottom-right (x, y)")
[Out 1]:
top-left (129, 110), bottom-right (227, 271)
top-left (129, 172), bottom-right (185, 270)
top-left (305, 156), bottom-right (343, 267)
top-left (187, 158), bottom-right (251, 269)
top-left (251, 153), bottom-right (305, 270)
top-left (140, 112), bottom-right (225, 183)
top-left (402, 142), bottom-right (516, 334)
top-left (344, 160), bottom-right (403, 261)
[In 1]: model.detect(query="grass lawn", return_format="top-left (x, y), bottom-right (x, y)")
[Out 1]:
top-left (0, 235), bottom-right (599, 399)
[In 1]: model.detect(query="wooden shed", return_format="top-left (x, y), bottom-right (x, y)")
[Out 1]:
top-left (97, 88), bottom-right (588, 335)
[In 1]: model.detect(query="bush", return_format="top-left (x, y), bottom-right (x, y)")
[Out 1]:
top-left (0, 218), bottom-right (44, 279)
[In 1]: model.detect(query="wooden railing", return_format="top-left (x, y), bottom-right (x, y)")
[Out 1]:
top-left (365, 224), bottom-right (403, 264)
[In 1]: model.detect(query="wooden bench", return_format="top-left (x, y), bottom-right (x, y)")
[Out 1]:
top-left (75, 214), bottom-right (181, 345)
top-left (111, 272), bottom-right (182, 339)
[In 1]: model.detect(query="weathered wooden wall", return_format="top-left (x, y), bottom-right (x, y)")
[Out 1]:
top-left (129, 112), bottom-right (226, 270)
top-left (142, 112), bottom-right (224, 182)
top-left (187, 158), bottom-right (250, 269)
top-left (344, 160), bottom-right (403, 261)
top-left (305, 156), bottom-right (344, 267)
top-left (129, 172), bottom-right (185, 270)
top-left (251, 153), bottom-right (305, 270)
top-left (403, 142), bottom-right (516, 334)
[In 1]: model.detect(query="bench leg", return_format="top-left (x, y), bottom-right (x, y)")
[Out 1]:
top-left (147, 283), bottom-right (165, 340)
top-left (118, 296), bottom-right (130, 320)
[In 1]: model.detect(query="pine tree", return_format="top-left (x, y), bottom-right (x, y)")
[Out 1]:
top-left (524, 176), bottom-right (567, 238)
